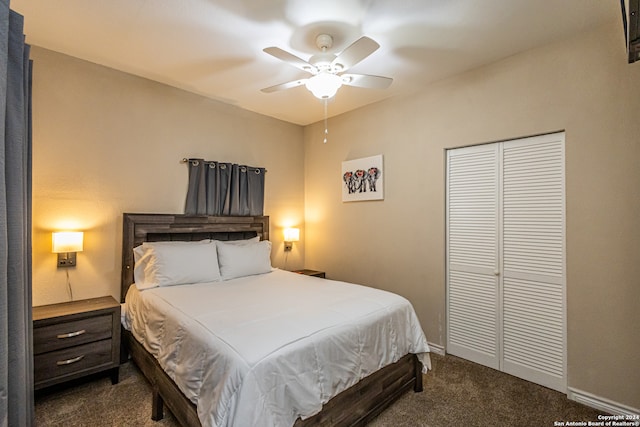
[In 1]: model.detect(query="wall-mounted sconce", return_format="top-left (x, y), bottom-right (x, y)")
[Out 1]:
top-left (283, 228), bottom-right (300, 252)
top-left (52, 231), bottom-right (83, 267)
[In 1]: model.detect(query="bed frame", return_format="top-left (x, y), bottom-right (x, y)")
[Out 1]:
top-left (120, 213), bottom-right (423, 427)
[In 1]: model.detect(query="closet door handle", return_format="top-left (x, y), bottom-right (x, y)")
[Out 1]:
top-left (494, 270), bottom-right (500, 276)
top-left (57, 329), bottom-right (86, 339)
top-left (56, 355), bottom-right (84, 366)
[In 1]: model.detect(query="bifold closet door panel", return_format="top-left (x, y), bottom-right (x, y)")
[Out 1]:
top-left (501, 136), bottom-right (566, 392)
top-left (446, 144), bottom-right (500, 369)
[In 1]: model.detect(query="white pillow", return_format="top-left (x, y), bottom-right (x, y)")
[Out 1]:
top-left (133, 240), bottom-right (209, 288)
top-left (216, 240), bottom-right (272, 280)
top-left (133, 240), bottom-right (220, 289)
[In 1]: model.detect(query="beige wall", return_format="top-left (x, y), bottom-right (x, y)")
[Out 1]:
top-left (31, 47), bottom-right (305, 306)
top-left (304, 20), bottom-right (640, 409)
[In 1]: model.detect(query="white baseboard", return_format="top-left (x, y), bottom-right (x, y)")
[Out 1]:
top-left (568, 387), bottom-right (640, 417)
top-left (427, 341), bottom-right (445, 356)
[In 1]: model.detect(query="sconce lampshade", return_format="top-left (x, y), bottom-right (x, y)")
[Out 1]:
top-left (283, 228), bottom-right (300, 242)
top-left (52, 231), bottom-right (84, 253)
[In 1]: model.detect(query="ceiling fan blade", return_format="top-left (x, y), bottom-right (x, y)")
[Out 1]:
top-left (331, 37), bottom-right (380, 72)
top-left (261, 79), bottom-right (308, 93)
top-left (263, 47), bottom-right (317, 74)
top-left (341, 74), bottom-right (393, 90)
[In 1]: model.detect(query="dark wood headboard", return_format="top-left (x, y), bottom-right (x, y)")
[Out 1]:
top-left (121, 213), bottom-right (270, 302)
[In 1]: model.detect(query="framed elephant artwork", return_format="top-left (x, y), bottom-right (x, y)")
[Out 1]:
top-left (342, 155), bottom-right (384, 202)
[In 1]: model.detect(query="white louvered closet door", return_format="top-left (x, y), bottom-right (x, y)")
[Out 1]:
top-left (501, 135), bottom-right (566, 392)
top-left (446, 143), bottom-right (500, 369)
top-left (446, 132), bottom-right (566, 393)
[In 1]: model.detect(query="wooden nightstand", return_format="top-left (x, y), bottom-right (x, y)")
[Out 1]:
top-left (33, 296), bottom-right (121, 390)
top-left (293, 269), bottom-right (326, 278)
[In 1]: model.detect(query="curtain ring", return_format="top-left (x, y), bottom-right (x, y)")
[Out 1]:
top-left (220, 164), bottom-right (226, 170)
top-left (254, 169), bottom-right (261, 175)
top-left (191, 160), bottom-right (199, 166)
top-left (240, 166), bottom-right (247, 173)
top-left (208, 163), bottom-right (216, 169)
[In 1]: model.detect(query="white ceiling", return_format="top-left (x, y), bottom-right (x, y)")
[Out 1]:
top-left (12, 0), bottom-right (618, 126)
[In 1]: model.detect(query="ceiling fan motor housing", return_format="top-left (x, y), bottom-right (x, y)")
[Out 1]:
top-left (311, 34), bottom-right (341, 72)
top-left (309, 53), bottom-right (337, 72)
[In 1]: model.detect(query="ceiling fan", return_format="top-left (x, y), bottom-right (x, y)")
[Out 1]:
top-left (261, 34), bottom-right (393, 100)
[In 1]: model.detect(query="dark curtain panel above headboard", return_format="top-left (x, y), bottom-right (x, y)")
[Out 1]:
top-left (184, 158), bottom-right (265, 216)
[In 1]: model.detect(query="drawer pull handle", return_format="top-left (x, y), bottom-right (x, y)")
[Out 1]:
top-left (57, 329), bottom-right (86, 339)
top-left (56, 355), bottom-right (84, 366)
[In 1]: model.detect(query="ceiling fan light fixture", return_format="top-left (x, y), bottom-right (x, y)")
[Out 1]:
top-left (305, 72), bottom-right (342, 99)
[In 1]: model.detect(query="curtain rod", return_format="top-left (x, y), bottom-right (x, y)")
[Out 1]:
top-left (181, 158), bottom-right (267, 173)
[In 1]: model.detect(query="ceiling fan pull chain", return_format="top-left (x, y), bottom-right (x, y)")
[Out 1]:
top-left (323, 99), bottom-right (329, 144)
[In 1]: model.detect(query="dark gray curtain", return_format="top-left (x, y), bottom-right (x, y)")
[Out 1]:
top-left (185, 159), bottom-right (265, 216)
top-left (0, 2), bottom-right (33, 426)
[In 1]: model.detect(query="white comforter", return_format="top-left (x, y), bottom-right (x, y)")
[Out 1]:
top-left (123, 269), bottom-right (430, 427)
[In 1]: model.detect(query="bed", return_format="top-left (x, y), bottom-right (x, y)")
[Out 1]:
top-left (120, 213), bottom-right (430, 427)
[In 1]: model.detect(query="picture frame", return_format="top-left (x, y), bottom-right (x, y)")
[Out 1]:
top-left (342, 155), bottom-right (384, 202)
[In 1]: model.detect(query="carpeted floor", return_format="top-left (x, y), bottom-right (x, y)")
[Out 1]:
top-left (35, 361), bottom-right (178, 427)
top-left (367, 354), bottom-right (603, 427)
top-left (35, 353), bottom-right (604, 426)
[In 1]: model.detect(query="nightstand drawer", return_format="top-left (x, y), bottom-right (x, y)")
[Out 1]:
top-left (34, 338), bottom-right (113, 384)
top-left (34, 314), bottom-right (113, 355)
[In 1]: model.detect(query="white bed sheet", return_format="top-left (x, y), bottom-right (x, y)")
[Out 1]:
top-left (123, 268), bottom-right (431, 427)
